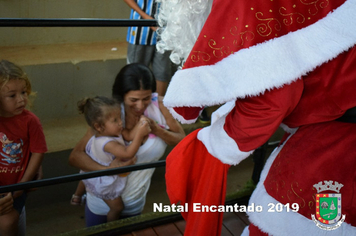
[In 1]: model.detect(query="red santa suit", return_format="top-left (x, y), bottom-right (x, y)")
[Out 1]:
top-left (159, 0), bottom-right (356, 235)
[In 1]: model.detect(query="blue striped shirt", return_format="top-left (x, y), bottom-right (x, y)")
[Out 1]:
top-left (126, 0), bottom-right (159, 45)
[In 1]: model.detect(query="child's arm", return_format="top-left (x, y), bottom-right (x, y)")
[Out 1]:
top-left (104, 120), bottom-right (151, 159)
top-left (13, 152), bottom-right (44, 198)
top-left (24, 165), bottom-right (43, 193)
top-left (122, 116), bottom-right (148, 142)
top-left (122, 127), bottom-right (136, 142)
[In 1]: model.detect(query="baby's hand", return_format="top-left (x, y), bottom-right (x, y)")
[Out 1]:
top-left (137, 116), bottom-right (151, 137)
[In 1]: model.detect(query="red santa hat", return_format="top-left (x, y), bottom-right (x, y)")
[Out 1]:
top-left (163, 0), bottom-right (356, 124)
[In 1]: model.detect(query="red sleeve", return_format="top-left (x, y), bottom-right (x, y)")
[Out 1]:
top-left (28, 114), bottom-right (48, 154)
top-left (224, 79), bottom-right (304, 152)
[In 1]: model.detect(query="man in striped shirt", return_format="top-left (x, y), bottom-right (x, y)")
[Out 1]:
top-left (124, 0), bottom-right (172, 96)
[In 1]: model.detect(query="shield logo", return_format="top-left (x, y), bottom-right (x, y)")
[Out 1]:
top-left (315, 193), bottom-right (341, 224)
top-left (311, 181), bottom-right (346, 230)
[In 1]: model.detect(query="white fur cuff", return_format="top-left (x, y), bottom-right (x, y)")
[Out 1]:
top-left (197, 101), bottom-right (253, 165)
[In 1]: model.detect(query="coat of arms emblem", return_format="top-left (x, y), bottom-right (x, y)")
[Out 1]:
top-left (311, 181), bottom-right (346, 230)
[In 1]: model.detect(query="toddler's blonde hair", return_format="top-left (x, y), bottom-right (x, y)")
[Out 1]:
top-left (0, 60), bottom-right (32, 96)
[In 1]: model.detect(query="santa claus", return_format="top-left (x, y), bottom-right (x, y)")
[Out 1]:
top-left (156, 0), bottom-right (356, 235)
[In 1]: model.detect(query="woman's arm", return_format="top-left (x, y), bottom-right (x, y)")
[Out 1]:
top-left (68, 128), bottom-right (117, 171)
top-left (148, 97), bottom-right (186, 146)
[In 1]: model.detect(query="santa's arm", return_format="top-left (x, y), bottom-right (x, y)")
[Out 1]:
top-left (165, 79), bottom-right (304, 236)
top-left (198, 79), bottom-right (304, 165)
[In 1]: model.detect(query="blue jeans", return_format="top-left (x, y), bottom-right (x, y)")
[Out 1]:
top-left (13, 192), bottom-right (26, 214)
top-left (85, 203), bottom-right (140, 227)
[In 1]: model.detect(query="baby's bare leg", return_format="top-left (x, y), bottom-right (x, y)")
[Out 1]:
top-left (103, 197), bottom-right (124, 222)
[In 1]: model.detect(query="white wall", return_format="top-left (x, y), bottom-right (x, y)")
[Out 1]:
top-left (0, 0), bottom-right (131, 46)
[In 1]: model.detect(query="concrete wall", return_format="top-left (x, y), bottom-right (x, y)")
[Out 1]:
top-left (24, 59), bottom-right (127, 121)
top-left (0, 0), bottom-right (131, 46)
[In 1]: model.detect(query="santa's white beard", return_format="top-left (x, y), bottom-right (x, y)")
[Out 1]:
top-left (156, 0), bottom-right (213, 67)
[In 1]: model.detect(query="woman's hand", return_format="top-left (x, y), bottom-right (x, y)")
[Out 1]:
top-left (110, 156), bottom-right (137, 169)
top-left (110, 156), bottom-right (137, 177)
top-left (147, 96), bottom-right (185, 146)
top-left (137, 115), bottom-right (161, 135)
top-left (146, 117), bottom-right (160, 135)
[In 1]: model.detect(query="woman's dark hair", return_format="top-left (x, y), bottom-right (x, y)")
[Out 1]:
top-left (112, 63), bottom-right (156, 102)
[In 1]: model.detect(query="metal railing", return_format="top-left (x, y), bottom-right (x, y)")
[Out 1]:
top-left (0, 18), bottom-right (157, 27)
top-left (0, 160), bottom-right (165, 194)
top-left (0, 141), bottom-right (280, 194)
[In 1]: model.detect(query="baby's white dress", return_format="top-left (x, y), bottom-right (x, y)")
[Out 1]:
top-left (82, 135), bottom-right (127, 200)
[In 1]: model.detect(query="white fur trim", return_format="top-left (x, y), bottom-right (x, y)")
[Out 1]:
top-left (241, 226), bottom-right (249, 236)
top-left (164, 0), bottom-right (356, 109)
top-left (168, 107), bottom-right (199, 124)
top-left (247, 135), bottom-right (356, 236)
top-left (279, 123), bottom-right (298, 134)
top-left (197, 101), bottom-right (253, 165)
